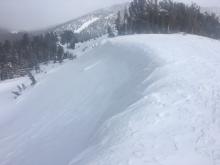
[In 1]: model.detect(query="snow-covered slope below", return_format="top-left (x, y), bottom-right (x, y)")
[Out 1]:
top-left (0, 34), bottom-right (220, 165)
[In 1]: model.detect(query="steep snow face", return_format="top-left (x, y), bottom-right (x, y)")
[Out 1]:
top-left (0, 34), bottom-right (220, 165)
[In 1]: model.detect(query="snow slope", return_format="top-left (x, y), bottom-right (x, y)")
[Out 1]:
top-left (74, 17), bottom-right (99, 33)
top-left (0, 34), bottom-right (220, 165)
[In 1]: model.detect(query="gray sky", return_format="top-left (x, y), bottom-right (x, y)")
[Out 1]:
top-left (0, 0), bottom-right (219, 31)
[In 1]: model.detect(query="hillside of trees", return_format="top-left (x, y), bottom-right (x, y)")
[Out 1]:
top-left (0, 31), bottom-right (77, 81)
top-left (60, 30), bottom-right (78, 49)
top-left (115, 0), bottom-right (220, 38)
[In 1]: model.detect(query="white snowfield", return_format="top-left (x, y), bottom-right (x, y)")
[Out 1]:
top-left (74, 17), bottom-right (99, 33)
top-left (0, 34), bottom-right (220, 165)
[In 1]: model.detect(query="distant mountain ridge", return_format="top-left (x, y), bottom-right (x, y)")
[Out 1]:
top-left (0, 27), bottom-right (9, 34)
top-left (49, 3), bottom-right (220, 42)
top-left (48, 3), bottom-right (127, 41)
top-left (0, 27), bottom-right (10, 41)
top-left (0, 28), bottom-right (26, 42)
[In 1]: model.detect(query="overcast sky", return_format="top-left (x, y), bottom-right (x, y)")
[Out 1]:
top-left (0, 0), bottom-right (219, 31)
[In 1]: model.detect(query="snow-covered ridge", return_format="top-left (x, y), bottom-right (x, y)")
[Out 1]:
top-left (69, 34), bottom-right (220, 165)
top-left (49, 3), bottom-right (126, 40)
top-left (47, 3), bottom-right (113, 35)
top-left (0, 34), bottom-right (220, 165)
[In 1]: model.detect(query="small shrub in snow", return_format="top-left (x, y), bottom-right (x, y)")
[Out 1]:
top-left (12, 91), bottom-right (21, 98)
top-left (12, 84), bottom-right (27, 99)
top-left (27, 71), bottom-right (37, 86)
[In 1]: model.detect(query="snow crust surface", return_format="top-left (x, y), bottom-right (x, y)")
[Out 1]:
top-left (0, 34), bottom-right (220, 165)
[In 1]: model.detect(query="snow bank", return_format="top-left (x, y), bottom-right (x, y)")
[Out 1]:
top-left (0, 34), bottom-right (220, 165)
top-left (70, 34), bottom-right (220, 165)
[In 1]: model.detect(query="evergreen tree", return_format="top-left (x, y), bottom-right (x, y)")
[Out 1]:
top-left (0, 31), bottom-right (76, 81)
top-left (115, 11), bottom-right (122, 35)
top-left (115, 0), bottom-right (220, 38)
top-left (107, 26), bottom-right (115, 37)
top-left (60, 30), bottom-right (77, 48)
top-left (57, 45), bottom-right (64, 63)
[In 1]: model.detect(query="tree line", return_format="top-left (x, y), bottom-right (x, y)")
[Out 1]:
top-left (115, 0), bottom-right (220, 38)
top-left (0, 31), bottom-right (77, 81)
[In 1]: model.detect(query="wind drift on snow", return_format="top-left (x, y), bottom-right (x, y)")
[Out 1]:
top-left (0, 34), bottom-right (220, 165)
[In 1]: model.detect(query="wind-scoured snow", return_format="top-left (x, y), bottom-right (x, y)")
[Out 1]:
top-left (0, 34), bottom-right (220, 165)
top-left (74, 18), bottom-right (99, 33)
